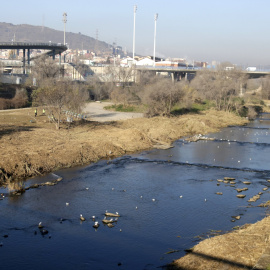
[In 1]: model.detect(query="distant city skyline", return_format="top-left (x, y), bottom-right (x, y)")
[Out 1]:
top-left (1, 0), bottom-right (270, 66)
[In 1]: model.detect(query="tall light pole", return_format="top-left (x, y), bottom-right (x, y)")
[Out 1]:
top-left (63, 12), bottom-right (67, 45)
top-left (133, 5), bottom-right (137, 64)
top-left (153, 13), bottom-right (158, 67)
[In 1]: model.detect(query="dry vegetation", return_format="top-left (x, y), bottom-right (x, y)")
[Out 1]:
top-left (0, 107), bottom-right (248, 186)
top-left (2, 107), bottom-right (270, 270)
top-left (168, 216), bottom-right (270, 270)
top-left (2, 60), bottom-right (270, 269)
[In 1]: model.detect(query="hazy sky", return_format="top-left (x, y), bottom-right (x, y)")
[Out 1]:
top-left (1, 0), bottom-right (270, 66)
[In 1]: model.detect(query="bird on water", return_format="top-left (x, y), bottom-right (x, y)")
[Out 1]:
top-left (93, 221), bottom-right (100, 229)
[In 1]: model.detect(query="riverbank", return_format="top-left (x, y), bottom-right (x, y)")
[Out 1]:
top-left (168, 215), bottom-right (270, 270)
top-left (3, 106), bottom-right (270, 269)
top-left (0, 107), bottom-right (248, 186)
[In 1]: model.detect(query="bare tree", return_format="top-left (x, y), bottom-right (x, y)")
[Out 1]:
top-left (103, 65), bottom-right (134, 87)
top-left (31, 55), bottom-right (61, 85)
top-left (32, 78), bottom-right (88, 129)
top-left (110, 86), bottom-right (140, 105)
top-left (86, 75), bottom-right (113, 101)
top-left (12, 88), bottom-right (28, 108)
top-left (140, 77), bottom-right (185, 117)
top-left (190, 67), bottom-right (247, 112)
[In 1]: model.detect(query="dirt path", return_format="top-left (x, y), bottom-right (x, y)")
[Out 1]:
top-left (83, 102), bottom-right (144, 122)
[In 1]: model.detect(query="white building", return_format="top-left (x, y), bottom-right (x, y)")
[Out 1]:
top-left (136, 57), bottom-right (154, 66)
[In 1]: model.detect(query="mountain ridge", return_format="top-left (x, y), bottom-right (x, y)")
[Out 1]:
top-left (0, 22), bottom-right (111, 53)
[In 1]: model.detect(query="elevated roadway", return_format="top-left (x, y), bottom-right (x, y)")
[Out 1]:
top-left (0, 42), bottom-right (67, 74)
top-left (136, 66), bottom-right (270, 80)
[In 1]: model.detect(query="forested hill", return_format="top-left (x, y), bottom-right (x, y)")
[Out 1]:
top-left (0, 22), bottom-right (110, 52)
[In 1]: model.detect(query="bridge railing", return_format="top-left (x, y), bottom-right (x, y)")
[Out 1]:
top-left (0, 42), bottom-right (66, 47)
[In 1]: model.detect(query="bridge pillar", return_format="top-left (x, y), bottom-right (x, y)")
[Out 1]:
top-left (23, 49), bottom-right (26, 74)
top-left (27, 49), bottom-right (30, 73)
top-left (171, 72), bottom-right (174, 82)
top-left (52, 49), bottom-right (55, 60)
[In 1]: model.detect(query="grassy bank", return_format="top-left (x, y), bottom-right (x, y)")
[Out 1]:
top-left (168, 215), bottom-right (270, 270)
top-left (0, 107), bottom-right (248, 186)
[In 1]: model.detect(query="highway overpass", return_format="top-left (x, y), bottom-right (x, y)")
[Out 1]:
top-left (0, 42), bottom-right (67, 74)
top-left (136, 66), bottom-right (270, 80)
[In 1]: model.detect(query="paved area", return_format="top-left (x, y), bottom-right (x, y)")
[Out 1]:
top-left (83, 102), bottom-right (144, 122)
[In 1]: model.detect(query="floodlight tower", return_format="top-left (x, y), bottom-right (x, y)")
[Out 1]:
top-left (63, 12), bottom-right (67, 45)
top-left (153, 13), bottom-right (158, 67)
top-left (133, 5), bottom-right (137, 63)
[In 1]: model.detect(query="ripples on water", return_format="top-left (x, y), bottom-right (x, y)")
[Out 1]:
top-left (0, 114), bottom-right (270, 269)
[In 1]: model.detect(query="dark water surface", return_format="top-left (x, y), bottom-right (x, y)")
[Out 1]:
top-left (1, 114), bottom-right (270, 269)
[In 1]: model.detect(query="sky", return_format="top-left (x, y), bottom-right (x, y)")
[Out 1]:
top-left (1, 0), bottom-right (270, 66)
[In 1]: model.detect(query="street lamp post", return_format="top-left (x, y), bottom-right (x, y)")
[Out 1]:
top-left (63, 12), bottom-right (67, 45)
top-left (153, 13), bottom-right (158, 67)
top-left (133, 5), bottom-right (137, 64)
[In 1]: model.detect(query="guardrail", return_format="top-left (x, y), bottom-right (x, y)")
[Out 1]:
top-left (0, 42), bottom-right (65, 47)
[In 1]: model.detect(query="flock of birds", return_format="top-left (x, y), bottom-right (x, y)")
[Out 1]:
top-left (32, 187), bottom-right (193, 239)
top-left (35, 210), bottom-right (122, 237)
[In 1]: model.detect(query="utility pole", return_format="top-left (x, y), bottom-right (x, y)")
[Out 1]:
top-left (133, 5), bottom-right (137, 64)
top-left (153, 13), bottom-right (158, 67)
top-left (63, 12), bottom-right (67, 45)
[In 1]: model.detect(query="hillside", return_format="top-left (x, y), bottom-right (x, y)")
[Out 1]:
top-left (0, 22), bottom-right (110, 53)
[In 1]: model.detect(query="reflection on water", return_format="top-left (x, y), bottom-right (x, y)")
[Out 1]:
top-left (1, 114), bottom-right (270, 269)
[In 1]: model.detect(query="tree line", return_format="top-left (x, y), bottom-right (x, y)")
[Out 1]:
top-left (1, 56), bottom-right (269, 129)
top-left (87, 62), bottom-right (268, 119)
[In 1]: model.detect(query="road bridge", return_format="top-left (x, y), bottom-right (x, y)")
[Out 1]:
top-left (136, 66), bottom-right (270, 81)
top-left (0, 42), bottom-right (67, 74)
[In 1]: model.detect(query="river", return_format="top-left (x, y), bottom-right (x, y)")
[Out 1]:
top-left (0, 113), bottom-right (270, 270)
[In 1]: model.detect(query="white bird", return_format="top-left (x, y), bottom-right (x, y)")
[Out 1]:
top-left (92, 216), bottom-right (95, 220)
top-left (86, 187), bottom-right (89, 190)
top-left (180, 195), bottom-right (183, 198)
top-left (152, 198), bottom-right (156, 202)
top-left (135, 206), bottom-right (138, 210)
top-left (66, 202), bottom-right (69, 206)
top-left (38, 222), bottom-right (43, 228)
top-left (93, 221), bottom-right (100, 229)
top-left (80, 214), bottom-right (86, 221)
top-left (205, 199), bottom-right (207, 202)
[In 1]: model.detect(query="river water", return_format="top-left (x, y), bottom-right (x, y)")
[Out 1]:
top-left (1, 114), bottom-right (270, 270)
